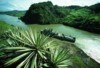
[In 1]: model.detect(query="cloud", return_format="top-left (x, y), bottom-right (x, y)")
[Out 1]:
top-left (49, 0), bottom-right (100, 6)
top-left (0, 2), bottom-right (14, 11)
top-left (0, 0), bottom-right (34, 11)
top-left (0, 0), bottom-right (100, 12)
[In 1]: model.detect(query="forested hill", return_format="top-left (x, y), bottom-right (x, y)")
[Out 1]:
top-left (21, 1), bottom-right (100, 33)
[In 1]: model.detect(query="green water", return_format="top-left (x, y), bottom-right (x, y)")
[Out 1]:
top-left (30, 24), bottom-right (100, 63)
top-left (30, 24), bottom-right (100, 38)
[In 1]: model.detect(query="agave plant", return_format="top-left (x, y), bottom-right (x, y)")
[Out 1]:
top-left (4, 28), bottom-right (72, 68)
top-left (4, 28), bottom-right (54, 68)
top-left (47, 47), bottom-right (71, 68)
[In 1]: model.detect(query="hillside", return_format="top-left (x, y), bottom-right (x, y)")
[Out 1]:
top-left (21, 1), bottom-right (100, 33)
top-left (0, 10), bottom-right (26, 17)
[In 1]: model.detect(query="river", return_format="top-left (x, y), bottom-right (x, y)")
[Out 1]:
top-left (0, 14), bottom-right (100, 63)
top-left (0, 14), bottom-right (27, 27)
top-left (30, 24), bottom-right (100, 63)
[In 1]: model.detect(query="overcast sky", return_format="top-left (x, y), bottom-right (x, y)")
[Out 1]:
top-left (0, 0), bottom-right (100, 12)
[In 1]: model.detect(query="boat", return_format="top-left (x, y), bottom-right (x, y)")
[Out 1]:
top-left (41, 28), bottom-right (76, 43)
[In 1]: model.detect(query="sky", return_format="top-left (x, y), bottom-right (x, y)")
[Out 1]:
top-left (0, 0), bottom-right (100, 12)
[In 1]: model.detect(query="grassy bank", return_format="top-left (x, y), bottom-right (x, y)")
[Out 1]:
top-left (0, 21), bottom-right (13, 34)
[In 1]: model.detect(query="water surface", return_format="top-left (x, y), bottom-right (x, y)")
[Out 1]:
top-left (0, 14), bottom-right (27, 27)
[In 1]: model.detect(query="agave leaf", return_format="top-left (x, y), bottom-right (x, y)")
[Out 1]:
top-left (10, 34), bottom-right (30, 46)
top-left (32, 30), bottom-right (38, 46)
top-left (45, 40), bottom-right (54, 48)
top-left (5, 52), bottom-right (30, 66)
top-left (54, 48), bottom-right (69, 63)
top-left (17, 52), bottom-right (34, 68)
top-left (4, 47), bottom-right (31, 50)
top-left (58, 60), bottom-right (71, 67)
top-left (39, 37), bottom-right (49, 47)
top-left (31, 54), bottom-right (37, 68)
top-left (16, 49), bottom-right (34, 52)
top-left (50, 48), bottom-right (71, 68)
top-left (38, 50), bottom-right (46, 59)
top-left (20, 30), bottom-right (33, 45)
top-left (29, 29), bottom-right (36, 45)
top-left (24, 58), bottom-right (30, 68)
top-left (15, 33), bottom-right (31, 45)
top-left (10, 30), bottom-right (31, 46)
top-left (5, 28), bottom-right (59, 68)
top-left (35, 33), bottom-right (41, 47)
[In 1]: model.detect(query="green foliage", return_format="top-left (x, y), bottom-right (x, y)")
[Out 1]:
top-left (71, 50), bottom-right (100, 68)
top-left (0, 21), bottom-right (13, 37)
top-left (0, 27), bottom-right (99, 67)
top-left (0, 22), bottom-right (14, 68)
top-left (63, 8), bottom-right (92, 27)
top-left (3, 28), bottom-right (71, 68)
top-left (90, 3), bottom-right (100, 13)
top-left (0, 21), bottom-right (12, 46)
top-left (72, 55), bottom-right (87, 68)
top-left (0, 21), bottom-right (12, 32)
top-left (21, 1), bottom-right (56, 24)
top-left (21, 1), bottom-right (100, 33)
top-left (48, 47), bottom-right (71, 68)
top-left (63, 7), bottom-right (100, 33)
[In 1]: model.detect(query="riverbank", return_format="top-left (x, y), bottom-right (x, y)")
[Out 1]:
top-left (0, 21), bottom-right (100, 67)
top-left (0, 14), bottom-right (100, 66)
top-left (29, 24), bottom-right (100, 64)
top-left (63, 23), bottom-right (100, 34)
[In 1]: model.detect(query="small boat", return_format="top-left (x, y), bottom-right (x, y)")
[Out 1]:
top-left (41, 28), bottom-right (76, 43)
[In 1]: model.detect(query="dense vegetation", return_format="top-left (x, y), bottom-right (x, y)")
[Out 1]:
top-left (0, 1), bottom-right (100, 68)
top-left (0, 21), bottom-right (13, 36)
top-left (21, 1), bottom-right (100, 33)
